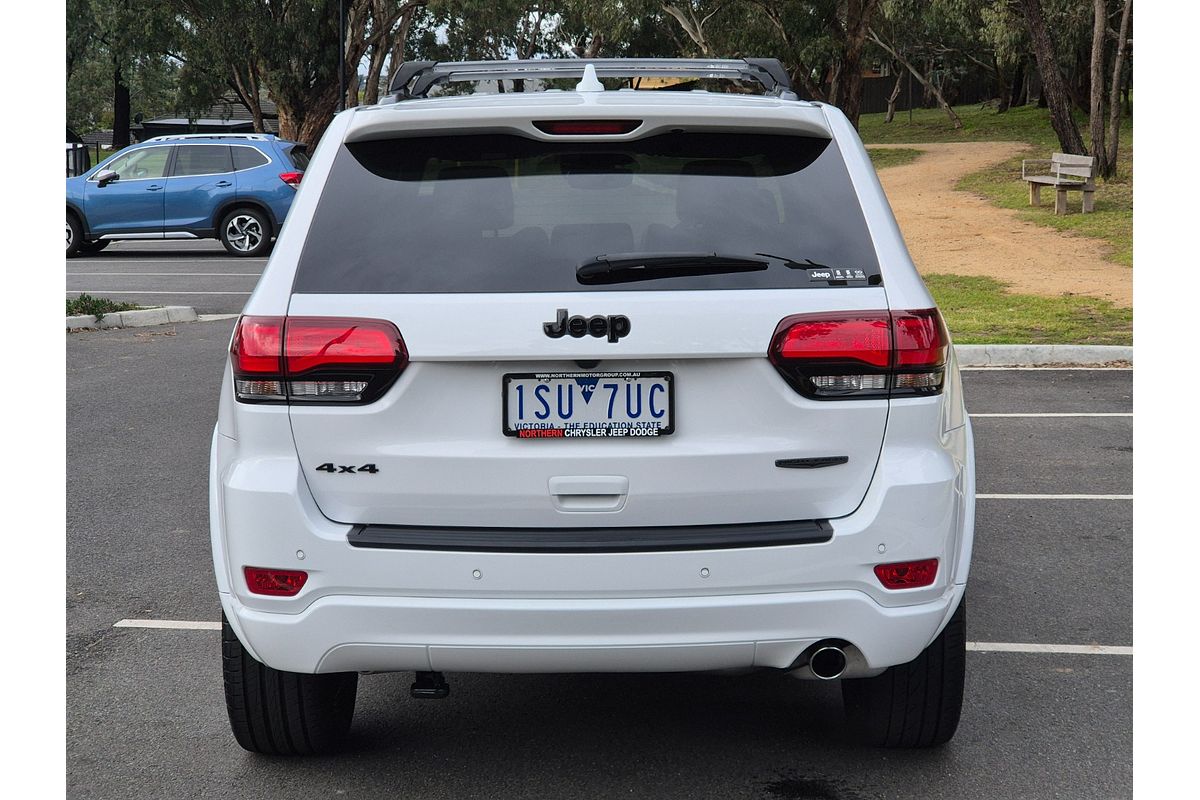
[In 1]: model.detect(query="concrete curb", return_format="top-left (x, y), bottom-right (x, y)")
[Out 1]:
top-left (954, 344), bottom-right (1132, 367)
top-left (67, 306), bottom-right (198, 330)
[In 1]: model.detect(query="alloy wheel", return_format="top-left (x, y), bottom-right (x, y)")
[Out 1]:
top-left (225, 214), bottom-right (264, 253)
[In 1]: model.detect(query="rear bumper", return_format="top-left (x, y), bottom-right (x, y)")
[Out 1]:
top-left (220, 583), bottom-right (965, 674)
top-left (211, 396), bottom-right (975, 675)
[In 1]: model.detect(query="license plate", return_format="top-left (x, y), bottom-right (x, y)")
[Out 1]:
top-left (503, 372), bottom-right (674, 439)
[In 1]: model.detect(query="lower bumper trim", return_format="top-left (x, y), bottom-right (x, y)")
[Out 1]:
top-left (347, 519), bottom-right (832, 553)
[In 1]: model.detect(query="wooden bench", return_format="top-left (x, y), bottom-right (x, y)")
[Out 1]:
top-left (1021, 153), bottom-right (1097, 215)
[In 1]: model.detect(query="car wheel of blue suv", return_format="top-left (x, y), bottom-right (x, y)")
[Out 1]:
top-left (219, 207), bottom-right (273, 257)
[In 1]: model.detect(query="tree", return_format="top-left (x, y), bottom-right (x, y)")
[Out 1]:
top-left (1017, 0), bottom-right (1085, 154)
top-left (1104, 0), bottom-right (1131, 175)
top-left (67, 0), bottom-right (185, 140)
top-left (867, 0), bottom-right (964, 128)
top-left (1087, 0), bottom-right (1107, 174)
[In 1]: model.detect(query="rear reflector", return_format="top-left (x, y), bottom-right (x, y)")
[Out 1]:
top-left (279, 171), bottom-right (303, 188)
top-left (769, 309), bottom-right (949, 399)
top-left (533, 120), bottom-right (642, 135)
top-left (244, 566), bottom-right (308, 596)
top-left (230, 316), bottom-right (407, 404)
top-left (874, 559), bottom-right (939, 589)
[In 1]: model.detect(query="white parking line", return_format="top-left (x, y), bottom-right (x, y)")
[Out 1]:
top-left (114, 619), bottom-right (220, 630)
top-left (970, 412), bottom-right (1131, 418)
top-left (67, 272), bottom-right (262, 277)
top-left (110, 619), bottom-right (1133, 656)
top-left (65, 290), bottom-right (253, 295)
top-left (976, 493), bottom-right (1132, 500)
top-left (75, 259), bottom-right (266, 265)
top-left (968, 641), bottom-right (1132, 655)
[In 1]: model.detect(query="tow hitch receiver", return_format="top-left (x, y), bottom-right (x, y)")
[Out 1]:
top-left (410, 671), bottom-right (450, 699)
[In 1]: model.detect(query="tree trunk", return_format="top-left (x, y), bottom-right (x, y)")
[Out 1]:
top-left (827, 62), bottom-right (842, 108)
top-left (1088, 0), bottom-right (1109, 175)
top-left (1028, 63), bottom-right (1045, 107)
top-left (995, 55), bottom-right (1011, 113)
top-left (662, 3), bottom-right (714, 55)
top-left (1011, 58), bottom-right (1027, 107)
top-left (868, 29), bottom-right (962, 128)
top-left (112, 60), bottom-right (131, 149)
top-left (363, 40), bottom-right (385, 106)
top-left (385, 5), bottom-right (418, 93)
top-left (343, 1), bottom-right (370, 109)
top-left (884, 68), bottom-right (903, 123)
top-left (1105, 0), bottom-right (1132, 175)
top-left (1018, 0), bottom-right (1086, 154)
top-left (232, 66), bottom-right (265, 133)
top-left (832, 0), bottom-right (880, 128)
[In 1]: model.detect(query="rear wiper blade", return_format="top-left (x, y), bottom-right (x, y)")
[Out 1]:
top-left (576, 252), bottom-right (769, 285)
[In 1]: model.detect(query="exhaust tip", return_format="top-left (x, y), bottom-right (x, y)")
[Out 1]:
top-left (808, 645), bottom-right (848, 680)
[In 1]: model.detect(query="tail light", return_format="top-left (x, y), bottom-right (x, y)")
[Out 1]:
top-left (769, 309), bottom-right (949, 399)
top-left (244, 566), bottom-right (308, 596)
top-left (279, 171), bottom-right (303, 188)
top-left (231, 316), bottom-right (407, 404)
top-left (874, 559), bottom-right (939, 589)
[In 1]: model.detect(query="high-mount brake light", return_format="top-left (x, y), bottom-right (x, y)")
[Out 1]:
top-left (769, 309), bottom-right (949, 399)
top-left (279, 171), bottom-right (303, 188)
top-left (230, 316), bottom-right (407, 404)
top-left (244, 566), bottom-right (308, 596)
top-left (873, 559), bottom-right (939, 590)
top-left (533, 120), bottom-right (642, 135)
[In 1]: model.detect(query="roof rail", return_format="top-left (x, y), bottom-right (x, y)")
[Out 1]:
top-left (141, 133), bottom-right (276, 142)
top-left (385, 58), bottom-right (795, 100)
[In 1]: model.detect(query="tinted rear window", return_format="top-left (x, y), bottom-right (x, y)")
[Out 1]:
top-left (285, 145), bottom-right (310, 170)
top-left (294, 132), bottom-right (879, 294)
top-left (172, 144), bottom-right (232, 176)
top-left (232, 146), bottom-right (270, 170)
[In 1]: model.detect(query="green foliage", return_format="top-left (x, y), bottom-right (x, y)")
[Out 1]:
top-left (924, 273), bottom-right (1131, 345)
top-left (66, 0), bottom-right (188, 133)
top-left (66, 294), bottom-right (142, 320)
top-left (867, 147), bottom-right (923, 170)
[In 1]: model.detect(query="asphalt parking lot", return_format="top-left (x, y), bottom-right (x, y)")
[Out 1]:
top-left (66, 316), bottom-right (1132, 800)
top-left (67, 240), bottom-right (265, 314)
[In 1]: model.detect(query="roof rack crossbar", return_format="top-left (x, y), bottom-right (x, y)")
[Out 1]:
top-left (386, 58), bottom-right (794, 99)
top-left (142, 133), bottom-right (276, 142)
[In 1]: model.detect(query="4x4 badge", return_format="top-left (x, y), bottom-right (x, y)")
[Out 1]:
top-left (543, 309), bottom-right (631, 343)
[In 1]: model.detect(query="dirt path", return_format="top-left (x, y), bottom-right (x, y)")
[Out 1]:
top-left (873, 142), bottom-right (1131, 307)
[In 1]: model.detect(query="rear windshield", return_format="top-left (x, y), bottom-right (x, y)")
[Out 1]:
top-left (293, 132), bottom-right (880, 293)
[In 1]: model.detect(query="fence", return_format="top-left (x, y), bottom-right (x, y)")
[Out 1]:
top-left (66, 142), bottom-right (107, 177)
top-left (800, 69), bottom-right (996, 115)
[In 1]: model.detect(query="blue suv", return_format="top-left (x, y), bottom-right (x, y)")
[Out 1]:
top-left (66, 134), bottom-right (308, 258)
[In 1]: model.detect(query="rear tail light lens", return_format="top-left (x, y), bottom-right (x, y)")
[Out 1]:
top-left (244, 566), bottom-right (308, 596)
top-left (769, 309), bottom-right (949, 399)
top-left (533, 120), bottom-right (642, 135)
top-left (874, 559), bottom-right (939, 589)
top-left (230, 316), bottom-right (407, 404)
top-left (279, 171), bottom-right (303, 188)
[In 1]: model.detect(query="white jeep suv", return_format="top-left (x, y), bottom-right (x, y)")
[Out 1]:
top-left (210, 59), bottom-right (974, 754)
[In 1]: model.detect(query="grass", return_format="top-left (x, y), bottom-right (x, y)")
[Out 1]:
top-left (67, 294), bottom-right (142, 320)
top-left (866, 147), bottom-right (923, 171)
top-left (925, 273), bottom-right (1132, 345)
top-left (858, 103), bottom-right (1133, 267)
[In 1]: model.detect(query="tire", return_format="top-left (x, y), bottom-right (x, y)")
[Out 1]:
top-left (66, 214), bottom-right (83, 258)
top-left (841, 595), bottom-right (966, 748)
top-left (77, 240), bottom-right (110, 255)
top-left (219, 207), bottom-right (273, 257)
top-left (221, 614), bottom-right (358, 755)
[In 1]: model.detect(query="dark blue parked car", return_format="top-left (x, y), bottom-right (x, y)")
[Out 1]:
top-left (66, 134), bottom-right (308, 258)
